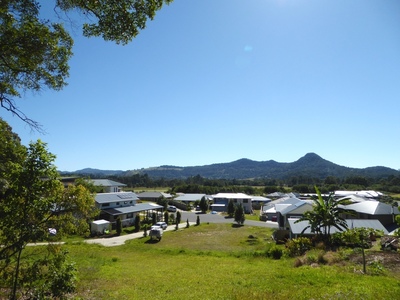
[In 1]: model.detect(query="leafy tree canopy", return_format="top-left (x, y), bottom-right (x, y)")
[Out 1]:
top-left (1, 0), bottom-right (173, 128)
top-left (0, 118), bottom-right (98, 299)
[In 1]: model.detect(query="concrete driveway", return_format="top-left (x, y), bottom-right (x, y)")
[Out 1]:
top-left (85, 222), bottom-right (194, 247)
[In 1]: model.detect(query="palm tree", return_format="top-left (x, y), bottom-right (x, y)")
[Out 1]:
top-left (296, 186), bottom-right (352, 244)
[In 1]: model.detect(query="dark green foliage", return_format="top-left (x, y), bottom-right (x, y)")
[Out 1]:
top-left (227, 200), bottom-right (235, 218)
top-left (164, 211), bottom-right (169, 224)
top-left (176, 211), bottom-right (181, 224)
top-left (116, 217), bottom-right (122, 236)
top-left (134, 215), bottom-right (141, 233)
top-left (267, 246), bottom-right (283, 260)
top-left (169, 213), bottom-right (175, 224)
top-left (186, 219), bottom-right (190, 228)
top-left (0, 120), bottom-right (97, 299)
top-left (152, 212), bottom-right (157, 225)
top-left (199, 196), bottom-right (209, 213)
top-left (143, 225), bottom-right (148, 237)
top-left (196, 215), bottom-right (200, 226)
top-left (234, 203), bottom-right (245, 225)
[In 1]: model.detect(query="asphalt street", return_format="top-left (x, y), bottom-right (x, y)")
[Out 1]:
top-left (180, 211), bottom-right (278, 229)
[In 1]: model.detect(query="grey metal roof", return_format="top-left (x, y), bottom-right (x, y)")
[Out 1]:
top-left (288, 218), bottom-right (388, 235)
top-left (279, 201), bottom-right (313, 215)
top-left (90, 179), bottom-right (127, 187)
top-left (174, 194), bottom-right (206, 202)
top-left (95, 192), bottom-right (138, 204)
top-left (344, 201), bottom-right (400, 215)
top-left (137, 191), bottom-right (172, 199)
top-left (102, 203), bottom-right (163, 216)
top-left (251, 196), bottom-right (272, 202)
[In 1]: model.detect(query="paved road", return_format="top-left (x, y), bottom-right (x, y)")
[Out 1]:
top-left (80, 211), bottom-right (278, 247)
top-left (180, 211), bottom-right (278, 228)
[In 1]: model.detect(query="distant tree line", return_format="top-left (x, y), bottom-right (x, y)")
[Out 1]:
top-left (95, 173), bottom-right (400, 195)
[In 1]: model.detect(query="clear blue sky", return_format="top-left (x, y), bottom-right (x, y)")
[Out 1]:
top-left (2, 0), bottom-right (400, 172)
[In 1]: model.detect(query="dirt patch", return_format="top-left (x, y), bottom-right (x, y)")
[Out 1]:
top-left (349, 250), bottom-right (400, 274)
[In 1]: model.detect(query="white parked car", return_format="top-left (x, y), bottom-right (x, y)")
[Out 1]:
top-left (154, 221), bottom-right (167, 230)
top-left (167, 205), bottom-right (177, 212)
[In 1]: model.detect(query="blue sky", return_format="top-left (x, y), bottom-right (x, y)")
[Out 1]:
top-left (2, 0), bottom-right (400, 172)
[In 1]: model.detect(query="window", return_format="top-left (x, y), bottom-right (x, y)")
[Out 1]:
top-left (127, 213), bottom-right (133, 218)
top-left (243, 199), bottom-right (248, 203)
top-left (102, 203), bottom-right (110, 207)
top-left (116, 202), bottom-right (120, 205)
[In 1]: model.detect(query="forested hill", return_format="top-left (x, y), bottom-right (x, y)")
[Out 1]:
top-left (68, 153), bottom-right (399, 180)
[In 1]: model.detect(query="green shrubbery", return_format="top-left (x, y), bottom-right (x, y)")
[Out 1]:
top-left (285, 237), bottom-right (313, 257)
top-left (331, 227), bottom-right (383, 248)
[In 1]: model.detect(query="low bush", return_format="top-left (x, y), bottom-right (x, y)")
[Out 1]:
top-left (285, 237), bottom-right (313, 257)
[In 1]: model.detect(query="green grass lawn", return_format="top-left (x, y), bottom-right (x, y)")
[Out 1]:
top-left (58, 224), bottom-right (400, 299)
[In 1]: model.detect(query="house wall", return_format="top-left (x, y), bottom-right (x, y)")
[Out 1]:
top-left (213, 197), bottom-right (253, 213)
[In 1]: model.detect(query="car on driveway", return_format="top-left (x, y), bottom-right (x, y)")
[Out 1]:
top-left (167, 205), bottom-right (177, 212)
top-left (154, 221), bottom-right (167, 230)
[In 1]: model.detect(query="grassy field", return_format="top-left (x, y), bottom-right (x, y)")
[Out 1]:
top-left (53, 223), bottom-right (400, 299)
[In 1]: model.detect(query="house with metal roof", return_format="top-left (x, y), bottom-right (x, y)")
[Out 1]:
top-left (90, 179), bottom-right (127, 193)
top-left (174, 193), bottom-right (206, 203)
top-left (93, 192), bottom-right (163, 231)
top-left (136, 191), bottom-right (173, 202)
top-left (211, 193), bottom-right (253, 213)
top-left (340, 201), bottom-right (400, 227)
top-left (287, 218), bottom-right (388, 239)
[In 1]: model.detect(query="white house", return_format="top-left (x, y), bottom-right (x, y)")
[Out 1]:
top-left (211, 193), bottom-right (253, 213)
top-left (95, 192), bottom-right (163, 228)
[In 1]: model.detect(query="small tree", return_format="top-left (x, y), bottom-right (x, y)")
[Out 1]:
top-left (186, 219), bottom-right (190, 228)
top-left (176, 211), bottom-right (181, 224)
top-left (227, 200), bottom-right (235, 217)
top-left (169, 213), bottom-right (175, 224)
top-left (164, 211), bottom-right (169, 224)
top-left (116, 217), bottom-right (122, 236)
top-left (134, 214), bottom-right (141, 232)
top-left (175, 219), bottom-right (179, 230)
top-left (152, 212), bottom-right (157, 225)
top-left (196, 215), bottom-right (200, 226)
top-left (234, 203), bottom-right (245, 225)
top-left (199, 196), bottom-right (209, 213)
top-left (143, 225), bottom-right (148, 237)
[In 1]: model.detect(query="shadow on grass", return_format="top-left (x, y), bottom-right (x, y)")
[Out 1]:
top-left (124, 229), bottom-right (139, 234)
top-left (231, 223), bottom-right (244, 228)
top-left (145, 238), bottom-right (161, 244)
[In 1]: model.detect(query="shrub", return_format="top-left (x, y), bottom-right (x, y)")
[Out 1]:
top-left (143, 225), bottom-right (148, 237)
top-left (285, 237), bottom-right (313, 257)
top-left (116, 217), bottom-right (122, 236)
top-left (196, 215), bottom-right (200, 226)
top-left (268, 246), bottom-right (283, 259)
top-left (332, 227), bottom-right (382, 248)
top-left (134, 215), bottom-right (141, 232)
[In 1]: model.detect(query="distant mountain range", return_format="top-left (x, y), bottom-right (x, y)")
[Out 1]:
top-left (61, 153), bottom-right (399, 180)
